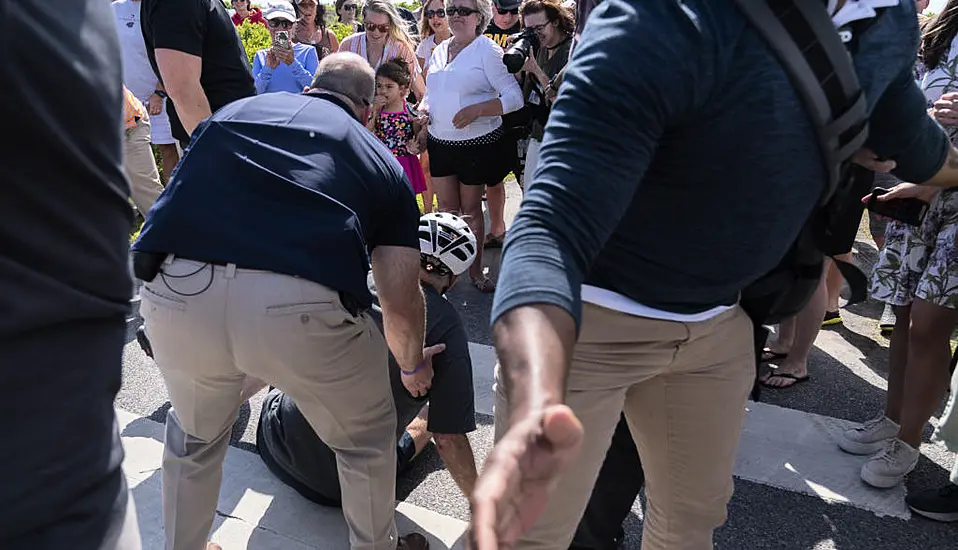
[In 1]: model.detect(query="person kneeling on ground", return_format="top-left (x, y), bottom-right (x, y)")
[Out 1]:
top-left (256, 212), bottom-right (482, 504)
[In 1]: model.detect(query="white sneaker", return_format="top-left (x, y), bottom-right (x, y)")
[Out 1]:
top-left (861, 439), bottom-right (919, 489)
top-left (879, 304), bottom-right (896, 333)
top-left (838, 415), bottom-right (899, 455)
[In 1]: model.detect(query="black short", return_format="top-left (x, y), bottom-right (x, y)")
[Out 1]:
top-left (427, 128), bottom-right (513, 186)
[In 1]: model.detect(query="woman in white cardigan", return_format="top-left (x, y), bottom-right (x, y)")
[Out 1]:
top-left (420, 0), bottom-right (523, 292)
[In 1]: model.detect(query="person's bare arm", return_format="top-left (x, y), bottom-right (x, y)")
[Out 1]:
top-left (370, 245), bottom-right (425, 372)
top-left (922, 146), bottom-right (958, 188)
top-left (493, 304), bottom-right (577, 422)
top-left (154, 49), bottom-right (210, 137)
top-left (434, 433), bottom-right (479, 496)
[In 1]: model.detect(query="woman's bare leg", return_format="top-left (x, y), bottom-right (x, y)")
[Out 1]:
top-left (897, 299), bottom-right (958, 447)
top-left (459, 183), bottom-right (490, 288)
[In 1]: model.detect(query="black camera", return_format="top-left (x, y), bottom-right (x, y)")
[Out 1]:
top-left (503, 29), bottom-right (540, 74)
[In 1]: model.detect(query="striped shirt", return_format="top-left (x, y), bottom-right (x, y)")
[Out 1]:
top-left (122, 86), bottom-right (146, 130)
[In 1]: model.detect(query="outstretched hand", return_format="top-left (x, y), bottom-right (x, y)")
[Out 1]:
top-left (469, 405), bottom-right (584, 550)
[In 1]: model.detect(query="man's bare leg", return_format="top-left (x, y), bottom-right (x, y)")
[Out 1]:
top-left (408, 406), bottom-right (479, 497)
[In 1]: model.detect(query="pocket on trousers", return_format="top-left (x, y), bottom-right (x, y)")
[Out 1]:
top-left (141, 283), bottom-right (188, 311)
top-left (265, 301), bottom-right (361, 338)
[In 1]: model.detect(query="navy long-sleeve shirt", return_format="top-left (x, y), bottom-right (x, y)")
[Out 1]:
top-left (492, 0), bottom-right (949, 328)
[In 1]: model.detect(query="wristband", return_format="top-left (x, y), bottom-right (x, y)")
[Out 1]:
top-left (153, 90), bottom-right (168, 99)
top-left (401, 361), bottom-right (425, 375)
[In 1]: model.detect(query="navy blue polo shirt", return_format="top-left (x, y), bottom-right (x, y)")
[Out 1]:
top-left (133, 92), bottom-right (421, 308)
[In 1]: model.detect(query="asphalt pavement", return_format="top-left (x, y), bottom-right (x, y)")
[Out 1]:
top-left (116, 179), bottom-right (958, 549)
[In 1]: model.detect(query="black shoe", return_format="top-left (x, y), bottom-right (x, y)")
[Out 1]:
top-left (907, 483), bottom-right (958, 522)
top-left (135, 324), bottom-right (154, 359)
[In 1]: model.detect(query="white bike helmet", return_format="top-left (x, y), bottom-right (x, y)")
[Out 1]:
top-left (418, 213), bottom-right (478, 276)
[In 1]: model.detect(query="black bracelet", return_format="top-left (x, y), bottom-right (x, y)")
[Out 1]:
top-left (154, 90), bottom-right (168, 99)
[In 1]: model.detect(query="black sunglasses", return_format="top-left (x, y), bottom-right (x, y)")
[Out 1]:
top-left (425, 8), bottom-right (446, 18)
top-left (497, 7), bottom-right (519, 14)
top-left (268, 19), bottom-right (295, 28)
top-left (342, 3), bottom-right (357, 10)
top-left (446, 6), bottom-right (478, 16)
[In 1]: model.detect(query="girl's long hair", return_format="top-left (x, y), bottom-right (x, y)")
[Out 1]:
top-left (921, 0), bottom-right (958, 71)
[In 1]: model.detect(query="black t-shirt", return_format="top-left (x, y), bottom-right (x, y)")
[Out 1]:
top-left (256, 284), bottom-right (476, 502)
top-left (133, 92), bottom-right (421, 309)
top-left (484, 21), bottom-right (521, 48)
top-left (140, 0), bottom-right (255, 143)
top-left (0, 0), bottom-right (133, 337)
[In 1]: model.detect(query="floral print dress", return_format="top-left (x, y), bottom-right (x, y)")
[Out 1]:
top-left (870, 38), bottom-right (958, 310)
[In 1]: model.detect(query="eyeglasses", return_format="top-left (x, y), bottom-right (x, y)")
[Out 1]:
top-left (425, 8), bottom-right (446, 18)
top-left (365, 22), bottom-right (390, 32)
top-left (497, 7), bottom-right (519, 14)
top-left (342, 4), bottom-right (356, 10)
top-left (446, 6), bottom-right (478, 17)
top-left (527, 22), bottom-right (551, 33)
top-left (268, 19), bottom-right (295, 28)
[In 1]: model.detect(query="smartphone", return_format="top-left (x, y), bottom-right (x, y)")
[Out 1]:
top-left (866, 187), bottom-right (929, 227)
top-left (275, 31), bottom-right (290, 49)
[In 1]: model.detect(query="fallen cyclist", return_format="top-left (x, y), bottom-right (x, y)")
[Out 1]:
top-left (255, 212), bottom-right (481, 505)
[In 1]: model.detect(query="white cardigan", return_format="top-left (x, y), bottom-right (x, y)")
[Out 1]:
top-left (422, 35), bottom-right (524, 142)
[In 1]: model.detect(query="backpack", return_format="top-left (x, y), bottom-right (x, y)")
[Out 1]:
top-left (732, 0), bottom-right (890, 400)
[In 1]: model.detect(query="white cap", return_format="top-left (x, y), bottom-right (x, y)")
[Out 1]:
top-left (263, 0), bottom-right (298, 21)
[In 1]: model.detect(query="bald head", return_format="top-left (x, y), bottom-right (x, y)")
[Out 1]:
top-left (308, 52), bottom-right (376, 114)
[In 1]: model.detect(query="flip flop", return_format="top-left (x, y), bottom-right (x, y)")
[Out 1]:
top-left (761, 349), bottom-right (788, 363)
top-left (760, 372), bottom-right (810, 389)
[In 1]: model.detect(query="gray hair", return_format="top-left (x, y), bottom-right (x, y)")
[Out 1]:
top-left (309, 52), bottom-right (376, 109)
top-left (445, 0), bottom-right (493, 36)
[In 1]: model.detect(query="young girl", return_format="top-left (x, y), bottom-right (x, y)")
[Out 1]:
top-left (368, 58), bottom-right (428, 208)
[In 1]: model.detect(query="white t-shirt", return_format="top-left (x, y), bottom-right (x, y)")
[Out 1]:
top-left (113, 0), bottom-right (159, 102)
top-left (416, 34), bottom-right (438, 64)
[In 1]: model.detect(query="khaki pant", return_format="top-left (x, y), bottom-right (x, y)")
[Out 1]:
top-left (494, 303), bottom-right (754, 550)
top-left (124, 116), bottom-right (164, 216)
top-left (141, 258), bottom-right (398, 550)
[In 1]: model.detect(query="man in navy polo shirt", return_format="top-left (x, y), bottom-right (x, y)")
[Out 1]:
top-left (133, 52), bottom-right (433, 550)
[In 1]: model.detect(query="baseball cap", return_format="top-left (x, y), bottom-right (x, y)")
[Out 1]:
top-left (263, 0), bottom-right (298, 21)
top-left (493, 0), bottom-right (522, 11)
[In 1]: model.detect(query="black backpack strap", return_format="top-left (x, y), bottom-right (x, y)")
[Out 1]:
top-left (733, 0), bottom-right (869, 205)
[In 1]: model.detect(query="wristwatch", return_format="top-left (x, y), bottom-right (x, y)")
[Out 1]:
top-left (153, 90), bottom-right (168, 99)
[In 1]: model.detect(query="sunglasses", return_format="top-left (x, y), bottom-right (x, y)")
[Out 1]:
top-left (365, 22), bottom-right (390, 32)
top-left (268, 19), bottom-right (295, 28)
top-left (446, 6), bottom-right (478, 17)
top-left (425, 8), bottom-right (446, 18)
top-left (342, 3), bottom-right (356, 10)
top-left (497, 7), bottom-right (519, 14)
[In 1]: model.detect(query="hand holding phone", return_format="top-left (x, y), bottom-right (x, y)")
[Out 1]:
top-left (866, 187), bottom-right (929, 227)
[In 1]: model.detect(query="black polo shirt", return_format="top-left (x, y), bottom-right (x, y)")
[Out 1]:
top-left (133, 92), bottom-right (421, 308)
top-left (140, 0), bottom-right (256, 143)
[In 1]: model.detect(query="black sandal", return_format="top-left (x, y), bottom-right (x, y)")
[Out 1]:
top-left (760, 372), bottom-right (810, 389)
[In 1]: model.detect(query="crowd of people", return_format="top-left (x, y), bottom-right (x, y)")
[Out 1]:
top-left (7, 0), bottom-right (958, 550)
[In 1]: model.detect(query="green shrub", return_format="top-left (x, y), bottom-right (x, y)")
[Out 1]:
top-left (237, 19), bottom-right (273, 66)
top-left (396, 0), bottom-right (422, 11)
top-left (330, 22), bottom-right (356, 42)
